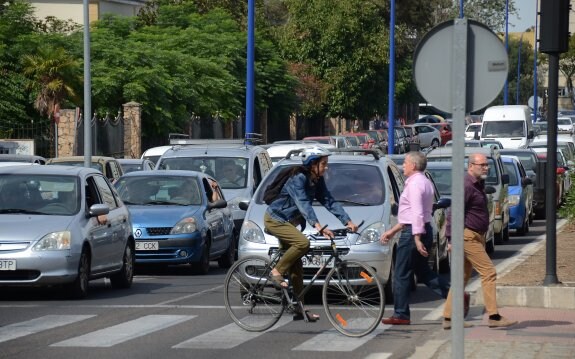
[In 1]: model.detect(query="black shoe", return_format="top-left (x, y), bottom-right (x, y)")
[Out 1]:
top-left (293, 310), bottom-right (320, 322)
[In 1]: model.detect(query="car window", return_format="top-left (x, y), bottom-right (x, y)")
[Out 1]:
top-left (427, 168), bottom-right (453, 196)
top-left (483, 121), bottom-right (525, 137)
top-left (158, 157), bottom-right (248, 189)
top-left (503, 162), bottom-right (519, 186)
top-left (115, 176), bottom-right (202, 205)
top-left (92, 175), bottom-right (119, 209)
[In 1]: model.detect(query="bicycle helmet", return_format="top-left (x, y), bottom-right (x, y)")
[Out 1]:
top-left (301, 146), bottom-right (331, 166)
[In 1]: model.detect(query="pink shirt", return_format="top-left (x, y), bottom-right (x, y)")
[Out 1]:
top-left (397, 171), bottom-right (434, 235)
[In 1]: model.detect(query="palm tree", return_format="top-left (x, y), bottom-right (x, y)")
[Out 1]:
top-left (22, 46), bottom-right (81, 157)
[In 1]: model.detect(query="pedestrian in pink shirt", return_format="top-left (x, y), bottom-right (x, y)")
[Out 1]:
top-left (380, 151), bottom-right (453, 325)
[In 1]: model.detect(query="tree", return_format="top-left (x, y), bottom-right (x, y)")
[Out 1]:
top-left (430, 0), bottom-right (518, 31)
top-left (559, 35), bottom-right (575, 107)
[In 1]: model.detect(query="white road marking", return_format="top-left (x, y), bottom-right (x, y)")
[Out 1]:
top-left (0, 315), bottom-right (95, 344)
top-left (155, 285), bottom-right (224, 305)
top-left (293, 324), bottom-right (388, 352)
top-left (173, 317), bottom-right (292, 349)
top-left (51, 315), bottom-right (194, 347)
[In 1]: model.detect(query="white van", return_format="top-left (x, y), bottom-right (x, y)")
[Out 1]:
top-left (480, 105), bottom-right (535, 149)
top-left (141, 145), bottom-right (171, 165)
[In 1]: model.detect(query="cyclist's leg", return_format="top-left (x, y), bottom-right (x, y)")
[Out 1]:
top-left (264, 213), bottom-right (309, 286)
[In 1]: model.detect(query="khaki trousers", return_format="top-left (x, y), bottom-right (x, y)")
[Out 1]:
top-left (443, 228), bottom-right (498, 318)
top-left (264, 213), bottom-right (309, 300)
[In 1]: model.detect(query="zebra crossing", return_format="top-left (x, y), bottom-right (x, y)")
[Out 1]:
top-left (0, 312), bottom-right (394, 352)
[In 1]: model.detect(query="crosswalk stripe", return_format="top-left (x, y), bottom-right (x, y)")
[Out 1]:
top-left (51, 315), bottom-right (195, 348)
top-left (293, 324), bottom-right (388, 352)
top-left (0, 315), bottom-right (95, 344)
top-left (173, 317), bottom-right (292, 349)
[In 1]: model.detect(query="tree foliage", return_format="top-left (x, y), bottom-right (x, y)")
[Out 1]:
top-left (559, 35), bottom-right (575, 106)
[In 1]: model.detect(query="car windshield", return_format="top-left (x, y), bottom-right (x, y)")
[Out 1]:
top-left (122, 163), bottom-right (144, 173)
top-left (48, 161), bottom-right (103, 172)
top-left (427, 168), bottom-right (453, 195)
top-left (428, 157), bottom-right (499, 185)
top-left (466, 124), bottom-right (481, 132)
top-left (157, 157), bottom-right (248, 189)
top-left (502, 152), bottom-right (536, 171)
top-left (0, 175), bottom-right (79, 215)
top-left (502, 162), bottom-right (519, 186)
top-left (558, 118), bottom-right (572, 126)
top-left (115, 176), bottom-right (202, 205)
top-left (482, 121), bottom-right (525, 137)
top-left (255, 163), bottom-right (386, 205)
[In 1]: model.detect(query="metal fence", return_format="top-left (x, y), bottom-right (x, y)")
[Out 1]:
top-left (76, 111), bottom-right (125, 158)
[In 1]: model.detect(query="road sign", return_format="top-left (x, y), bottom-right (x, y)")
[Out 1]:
top-left (413, 20), bottom-right (508, 114)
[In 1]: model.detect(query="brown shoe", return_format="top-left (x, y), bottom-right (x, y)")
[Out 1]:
top-left (382, 316), bottom-right (410, 325)
top-left (488, 316), bottom-right (517, 328)
top-left (442, 319), bottom-right (474, 330)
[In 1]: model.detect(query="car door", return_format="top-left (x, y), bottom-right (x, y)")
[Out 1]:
top-left (91, 175), bottom-right (127, 271)
top-left (516, 159), bottom-right (533, 219)
top-left (202, 178), bottom-right (226, 253)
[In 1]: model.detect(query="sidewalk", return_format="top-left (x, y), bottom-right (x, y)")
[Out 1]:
top-left (416, 219), bottom-right (575, 358)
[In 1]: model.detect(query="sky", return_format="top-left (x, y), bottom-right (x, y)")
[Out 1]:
top-left (510, 0), bottom-right (537, 31)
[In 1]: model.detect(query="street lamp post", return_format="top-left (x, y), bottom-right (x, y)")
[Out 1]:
top-left (504, 0), bottom-right (509, 105)
top-left (387, 0), bottom-right (395, 155)
top-left (533, 0), bottom-right (539, 121)
top-left (517, 33), bottom-right (524, 104)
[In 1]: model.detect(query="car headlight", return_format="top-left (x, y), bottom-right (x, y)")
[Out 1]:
top-left (171, 218), bottom-right (197, 234)
top-left (240, 220), bottom-right (266, 244)
top-left (355, 222), bottom-right (386, 245)
top-left (33, 231), bottom-right (71, 251)
top-left (508, 195), bottom-right (520, 206)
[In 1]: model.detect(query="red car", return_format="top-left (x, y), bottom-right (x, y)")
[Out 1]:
top-left (429, 123), bottom-right (452, 145)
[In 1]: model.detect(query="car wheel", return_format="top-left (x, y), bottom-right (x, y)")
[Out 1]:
top-left (384, 255), bottom-right (395, 304)
top-left (485, 237), bottom-right (495, 254)
top-left (431, 139), bottom-right (440, 148)
top-left (191, 241), bottom-right (210, 275)
top-left (66, 248), bottom-right (90, 299)
top-left (218, 234), bottom-right (236, 269)
top-left (110, 242), bottom-right (134, 289)
top-left (502, 224), bottom-right (510, 242)
top-left (494, 230), bottom-right (503, 245)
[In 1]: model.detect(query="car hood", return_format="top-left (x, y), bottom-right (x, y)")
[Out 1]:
top-left (507, 185), bottom-right (521, 196)
top-left (245, 203), bottom-right (387, 245)
top-left (0, 215), bottom-right (74, 240)
top-left (127, 205), bottom-right (201, 226)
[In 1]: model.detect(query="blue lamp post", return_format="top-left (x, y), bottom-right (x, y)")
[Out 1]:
top-left (387, 0), bottom-right (395, 155)
top-left (517, 33), bottom-right (524, 104)
top-left (504, 0), bottom-right (509, 105)
top-left (533, 0), bottom-right (539, 121)
top-left (246, 0), bottom-right (255, 141)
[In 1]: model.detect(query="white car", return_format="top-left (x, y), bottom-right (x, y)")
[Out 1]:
top-left (557, 117), bottom-right (574, 135)
top-left (413, 124), bottom-right (441, 148)
top-left (465, 123), bottom-right (482, 140)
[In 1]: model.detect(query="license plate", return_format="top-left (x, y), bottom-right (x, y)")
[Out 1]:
top-left (301, 255), bottom-right (331, 268)
top-left (0, 259), bottom-right (16, 271)
top-left (136, 242), bottom-right (159, 251)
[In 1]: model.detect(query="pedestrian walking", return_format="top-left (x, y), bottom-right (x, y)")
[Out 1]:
top-left (380, 151), bottom-right (452, 325)
top-left (442, 153), bottom-right (517, 329)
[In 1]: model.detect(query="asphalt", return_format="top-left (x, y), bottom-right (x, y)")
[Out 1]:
top-left (413, 219), bottom-right (575, 359)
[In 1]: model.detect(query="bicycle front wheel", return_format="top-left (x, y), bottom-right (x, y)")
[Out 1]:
top-left (322, 260), bottom-right (385, 337)
top-left (224, 256), bottom-right (285, 332)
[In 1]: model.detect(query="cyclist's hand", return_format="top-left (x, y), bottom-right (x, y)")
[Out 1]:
top-left (346, 221), bottom-right (359, 233)
top-left (322, 228), bottom-right (335, 239)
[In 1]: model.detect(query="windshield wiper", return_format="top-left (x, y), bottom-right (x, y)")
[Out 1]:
top-left (0, 209), bottom-right (46, 214)
top-left (335, 200), bottom-right (371, 206)
top-left (146, 200), bottom-right (178, 205)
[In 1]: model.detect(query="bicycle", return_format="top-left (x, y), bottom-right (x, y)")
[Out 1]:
top-left (223, 224), bottom-right (385, 337)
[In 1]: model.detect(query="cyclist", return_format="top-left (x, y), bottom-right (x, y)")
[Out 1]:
top-left (264, 146), bottom-right (359, 322)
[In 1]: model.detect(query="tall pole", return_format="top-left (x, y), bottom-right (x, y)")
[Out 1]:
top-left (246, 0), bottom-right (255, 141)
top-left (504, 0), bottom-right (509, 105)
top-left (517, 34), bottom-right (524, 104)
top-left (533, 0), bottom-right (539, 121)
top-left (387, 0), bottom-right (395, 155)
top-left (83, 0), bottom-right (92, 167)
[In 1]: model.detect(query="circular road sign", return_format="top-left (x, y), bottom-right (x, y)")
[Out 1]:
top-left (413, 19), bottom-right (508, 114)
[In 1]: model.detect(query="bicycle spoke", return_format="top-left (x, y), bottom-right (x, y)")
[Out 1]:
top-left (322, 260), bottom-right (385, 337)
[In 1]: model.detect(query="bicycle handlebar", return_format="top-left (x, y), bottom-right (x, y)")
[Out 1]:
top-left (317, 220), bottom-right (365, 238)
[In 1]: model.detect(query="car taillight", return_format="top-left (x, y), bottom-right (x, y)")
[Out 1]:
top-left (495, 201), bottom-right (502, 216)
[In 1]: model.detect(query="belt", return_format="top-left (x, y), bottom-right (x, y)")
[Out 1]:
top-left (465, 227), bottom-right (486, 236)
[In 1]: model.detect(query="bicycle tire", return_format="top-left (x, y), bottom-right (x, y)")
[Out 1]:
top-left (322, 260), bottom-right (385, 337)
top-left (224, 256), bottom-right (285, 331)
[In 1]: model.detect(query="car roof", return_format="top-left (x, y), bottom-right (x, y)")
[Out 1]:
top-left (0, 164), bottom-right (100, 176)
top-left (0, 154), bottom-right (47, 164)
top-left (160, 143), bottom-right (267, 159)
top-left (120, 169), bottom-right (204, 178)
top-left (277, 149), bottom-right (389, 166)
top-left (427, 146), bottom-right (495, 157)
top-left (117, 158), bottom-right (147, 164)
top-left (47, 156), bottom-right (118, 163)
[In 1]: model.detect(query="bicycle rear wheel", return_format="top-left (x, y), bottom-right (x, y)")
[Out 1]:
top-left (224, 256), bottom-right (285, 331)
top-left (322, 260), bottom-right (385, 337)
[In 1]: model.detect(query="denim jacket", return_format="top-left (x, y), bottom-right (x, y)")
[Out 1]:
top-left (266, 172), bottom-right (351, 227)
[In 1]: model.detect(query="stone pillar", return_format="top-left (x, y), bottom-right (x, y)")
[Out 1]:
top-left (56, 109), bottom-right (77, 157)
top-left (289, 113), bottom-right (297, 140)
top-left (123, 102), bottom-right (141, 158)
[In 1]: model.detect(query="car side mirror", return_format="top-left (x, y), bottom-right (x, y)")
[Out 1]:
top-left (207, 199), bottom-right (227, 210)
top-left (557, 167), bottom-right (566, 175)
top-left (88, 203), bottom-right (110, 218)
top-left (485, 186), bottom-right (496, 195)
top-left (473, 130), bottom-right (480, 140)
top-left (391, 202), bottom-right (399, 216)
top-left (239, 200), bottom-right (250, 211)
top-left (501, 174), bottom-right (510, 185)
top-left (527, 130), bottom-right (534, 139)
top-left (432, 197), bottom-right (451, 213)
top-left (522, 177), bottom-right (533, 186)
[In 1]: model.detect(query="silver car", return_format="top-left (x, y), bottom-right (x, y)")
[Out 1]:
top-left (0, 165), bottom-right (135, 298)
top-left (238, 150), bottom-right (408, 298)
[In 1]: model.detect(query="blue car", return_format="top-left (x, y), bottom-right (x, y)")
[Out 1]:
top-left (501, 156), bottom-right (533, 236)
top-left (114, 170), bottom-right (235, 274)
